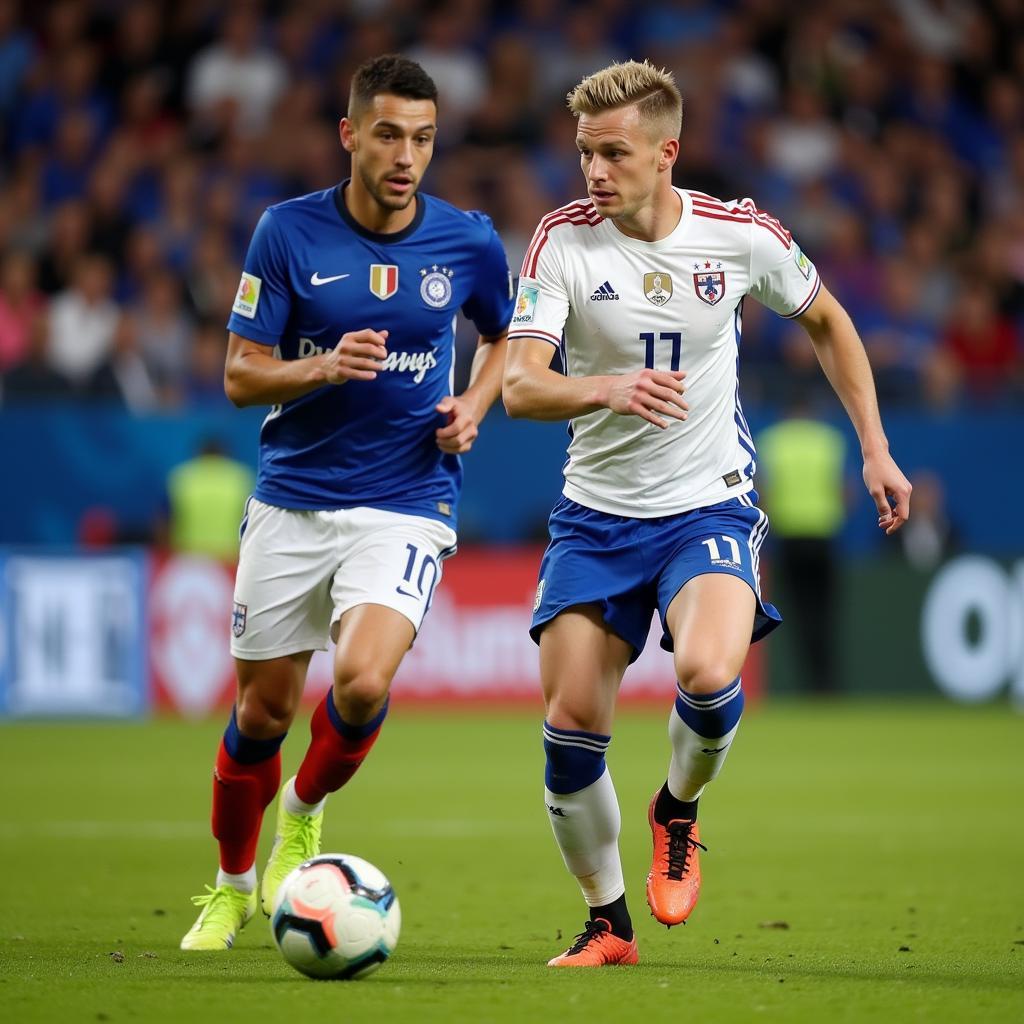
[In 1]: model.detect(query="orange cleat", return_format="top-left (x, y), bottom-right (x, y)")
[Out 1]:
top-left (646, 794), bottom-right (706, 926)
top-left (547, 918), bottom-right (639, 967)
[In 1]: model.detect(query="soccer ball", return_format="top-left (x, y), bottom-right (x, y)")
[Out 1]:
top-left (271, 854), bottom-right (401, 979)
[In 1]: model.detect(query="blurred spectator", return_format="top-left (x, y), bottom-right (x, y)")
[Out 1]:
top-left (1, 310), bottom-right (73, 403)
top-left (182, 318), bottom-right (230, 408)
top-left (0, 0), bottom-right (34, 119)
top-left (133, 269), bottom-right (193, 397)
top-left (942, 281), bottom-right (1021, 402)
top-left (898, 470), bottom-right (958, 571)
top-left (757, 403), bottom-right (847, 695)
top-left (859, 258), bottom-right (937, 404)
top-left (186, 5), bottom-right (288, 140)
top-left (407, 5), bottom-right (487, 135)
top-left (37, 198), bottom-right (92, 295)
top-left (47, 252), bottom-right (119, 385)
top-left (158, 437), bottom-right (254, 561)
top-left (0, 250), bottom-right (44, 372)
top-left (83, 310), bottom-right (159, 412)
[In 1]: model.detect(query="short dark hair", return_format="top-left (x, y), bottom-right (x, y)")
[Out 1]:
top-left (348, 55), bottom-right (438, 120)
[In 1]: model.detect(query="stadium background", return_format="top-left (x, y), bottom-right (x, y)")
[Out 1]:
top-left (1, 0), bottom-right (1021, 714)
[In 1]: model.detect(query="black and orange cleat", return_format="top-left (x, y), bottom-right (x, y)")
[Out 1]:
top-left (646, 792), bottom-right (706, 927)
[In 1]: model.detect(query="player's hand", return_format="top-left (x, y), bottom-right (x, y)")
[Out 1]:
top-left (863, 450), bottom-right (912, 535)
top-left (323, 329), bottom-right (388, 384)
top-left (605, 369), bottom-right (688, 429)
top-left (435, 395), bottom-right (482, 454)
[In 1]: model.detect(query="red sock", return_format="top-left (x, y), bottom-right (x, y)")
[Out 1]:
top-left (294, 694), bottom-right (388, 805)
top-left (212, 739), bottom-right (281, 874)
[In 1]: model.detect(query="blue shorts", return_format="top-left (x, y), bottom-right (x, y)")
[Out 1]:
top-left (530, 494), bottom-right (782, 662)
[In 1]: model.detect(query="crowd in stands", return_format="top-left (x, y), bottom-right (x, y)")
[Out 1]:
top-left (0, 0), bottom-right (1021, 412)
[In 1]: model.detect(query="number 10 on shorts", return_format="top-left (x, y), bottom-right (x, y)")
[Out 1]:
top-left (397, 543), bottom-right (440, 604)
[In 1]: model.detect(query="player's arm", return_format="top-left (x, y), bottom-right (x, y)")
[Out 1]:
top-left (503, 336), bottom-right (688, 429)
top-left (435, 331), bottom-right (508, 454)
top-left (796, 286), bottom-right (912, 534)
top-left (224, 330), bottom-right (388, 408)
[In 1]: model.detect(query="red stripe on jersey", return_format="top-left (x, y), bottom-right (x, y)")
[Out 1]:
top-left (522, 201), bottom-right (599, 278)
top-left (735, 199), bottom-right (792, 248)
top-left (692, 209), bottom-right (753, 224)
top-left (691, 195), bottom-right (792, 248)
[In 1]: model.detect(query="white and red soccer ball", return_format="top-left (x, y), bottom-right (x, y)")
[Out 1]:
top-left (271, 854), bottom-right (401, 979)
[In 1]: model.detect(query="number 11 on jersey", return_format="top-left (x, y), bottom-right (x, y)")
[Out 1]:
top-left (641, 331), bottom-right (683, 372)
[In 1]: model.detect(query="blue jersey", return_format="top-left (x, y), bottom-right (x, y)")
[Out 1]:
top-left (227, 182), bottom-right (513, 527)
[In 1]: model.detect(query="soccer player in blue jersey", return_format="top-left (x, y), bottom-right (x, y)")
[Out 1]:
top-left (503, 61), bottom-right (912, 966)
top-left (181, 55), bottom-right (514, 951)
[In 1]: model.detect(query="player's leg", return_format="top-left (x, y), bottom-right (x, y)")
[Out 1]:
top-left (183, 500), bottom-right (336, 947)
top-left (262, 508), bottom-right (455, 913)
top-left (646, 575), bottom-right (754, 926)
top-left (542, 606), bottom-right (638, 967)
top-left (181, 653), bottom-right (310, 949)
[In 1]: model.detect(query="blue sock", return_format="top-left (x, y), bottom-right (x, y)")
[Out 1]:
top-left (666, 678), bottom-right (744, 804)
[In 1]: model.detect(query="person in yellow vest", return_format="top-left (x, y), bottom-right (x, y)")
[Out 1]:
top-left (757, 402), bottom-right (847, 694)
top-left (163, 438), bottom-right (255, 562)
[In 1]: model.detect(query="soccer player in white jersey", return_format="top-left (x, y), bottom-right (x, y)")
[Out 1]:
top-left (180, 56), bottom-right (513, 951)
top-left (503, 60), bottom-right (912, 967)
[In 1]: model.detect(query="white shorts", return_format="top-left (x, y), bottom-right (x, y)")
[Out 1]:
top-left (230, 499), bottom-right (458, 660)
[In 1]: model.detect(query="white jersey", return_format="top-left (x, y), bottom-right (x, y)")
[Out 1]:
top-left (508, 188), bottom-right (821, 517)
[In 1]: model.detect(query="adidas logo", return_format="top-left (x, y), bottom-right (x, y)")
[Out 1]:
top-left (590, 281), bottom-right (619, 301)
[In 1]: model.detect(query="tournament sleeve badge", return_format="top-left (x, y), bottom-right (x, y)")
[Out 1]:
top-left (792, 243), bottom-right (813, 280)
top-left (512, 285), bottom-right (539, 325)
top-left (232, 272), bottom-right (262, 318)
top-left (692, 260), bottom-right (725, 305)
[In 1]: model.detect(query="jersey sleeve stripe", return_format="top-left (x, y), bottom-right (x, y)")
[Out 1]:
top-left (780, 276), bottom-right (821, 318)
top-left (692, 209), bottom-right (752, 224)
top-left (508, 328), bottom-right (561, 346)
top-left (521, 201), bottom-right (600, 278)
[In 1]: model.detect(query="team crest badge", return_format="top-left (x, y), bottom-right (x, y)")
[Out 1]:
top-left (420, 265), bottom-right (454, 308)
top-left (643, 272), bottom-right (673, 306)
top-left (692, 260), bottom-right (726, 305)
top-left (369, 264), bottom-right (399, 300)
top-left (232, 602), bottom-right (247, 638)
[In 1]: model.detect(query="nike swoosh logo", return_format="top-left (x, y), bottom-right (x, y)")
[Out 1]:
top-left (395, 586), bottom-right (418, 598)
top-left (310, 272), bottom-right (351, 286)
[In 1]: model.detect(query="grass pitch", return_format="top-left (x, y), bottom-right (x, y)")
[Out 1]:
top-left (1, 701), bottom-right (1022, 1023)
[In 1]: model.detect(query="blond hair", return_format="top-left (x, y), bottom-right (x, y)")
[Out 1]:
top-left (568, 60), bottom-right (682, 139)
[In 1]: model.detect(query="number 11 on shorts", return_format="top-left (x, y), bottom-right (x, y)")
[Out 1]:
top-left (702, 535), bottom-right (741, 565)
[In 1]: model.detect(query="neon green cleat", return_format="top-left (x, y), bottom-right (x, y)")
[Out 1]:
top-left (260, 777), bottom-right (323, 917)
top-left (180, 884), bottom-right (257, 950)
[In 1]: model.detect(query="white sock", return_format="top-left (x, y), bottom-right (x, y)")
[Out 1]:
top-left (667, 706), bottom-right (741, 802)
top-left (283, 776), bottom-right (325, 816)
top-left (544, 768), bottom-right (625, 906)
top-left (217, 866), bottom-right (256, 893)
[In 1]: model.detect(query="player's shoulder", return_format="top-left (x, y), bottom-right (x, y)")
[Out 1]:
top-left (419, 192), bottom-right (500, 245)
top-left (266, 187), bottom-right (335, 217)
top-left (532, 197), bottom-right (603, 241)
top-left (687, 190), bottom-right (792, 250)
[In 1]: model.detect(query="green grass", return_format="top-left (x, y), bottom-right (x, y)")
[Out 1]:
top-left (1, 701), bottom-right (1022, 1023)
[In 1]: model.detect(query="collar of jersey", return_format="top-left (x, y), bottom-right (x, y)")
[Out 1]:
top-left (332, 178), bottom-right (427, 243)
top-left (606, 188), bottom-right (692, 253)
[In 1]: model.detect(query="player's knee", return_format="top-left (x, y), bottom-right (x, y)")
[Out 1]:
top-left (545, 698), bottom-right (599, 734)
top-left (236, 688), bottom-right (298, 736)
top-left (675, 658), bottom-right (738, 696)
top-left (334, 667), bottom-right (390, 720)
